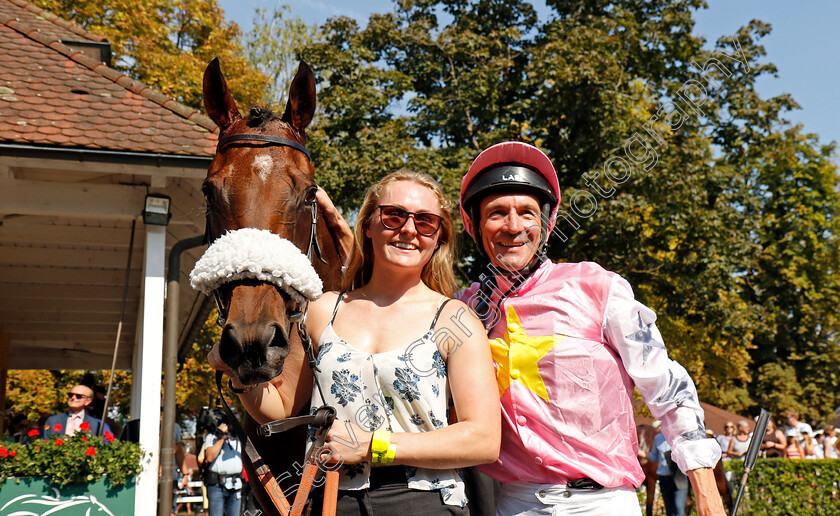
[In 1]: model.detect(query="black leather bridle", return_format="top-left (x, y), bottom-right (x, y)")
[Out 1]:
top-left (205, 131), bottom-right (337, 515)
top-left (205, 132), bottom-right (325, 328)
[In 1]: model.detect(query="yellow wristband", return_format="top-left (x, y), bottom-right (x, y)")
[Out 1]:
top-left (371, 430), bottom-right (391, 455)
top-left (382, 443), bottom-right (396, 464)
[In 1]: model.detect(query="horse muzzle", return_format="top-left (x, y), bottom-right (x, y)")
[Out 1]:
top-left (219, 320), bottom-right (292, 384)
top-left (190, 228), bottom-right (324, 385)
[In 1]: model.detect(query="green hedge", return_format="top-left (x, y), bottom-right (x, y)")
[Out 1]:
top-left (723, 458), bottom-right (840, 515)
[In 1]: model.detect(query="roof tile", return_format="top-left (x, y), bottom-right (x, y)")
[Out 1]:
top-left (0, 0), bottom-right (218, 157)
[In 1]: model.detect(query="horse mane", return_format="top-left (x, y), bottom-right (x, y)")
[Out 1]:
top-left (247, 106), bottom-right (275, 128)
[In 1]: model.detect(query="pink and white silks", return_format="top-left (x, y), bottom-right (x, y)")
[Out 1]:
top-left (459, 260), bottom-right (721, 488)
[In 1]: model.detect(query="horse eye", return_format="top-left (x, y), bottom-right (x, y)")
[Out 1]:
top-left (201, 183), bottom-right (215, 206)
top-left (304, 186), bottom-right (317, 204)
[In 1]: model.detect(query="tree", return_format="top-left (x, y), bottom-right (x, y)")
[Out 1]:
top-left (243, 4), bottom-right (320, 111)
top-left (297, 0), bottom-right (840, 420)
top-left (35, 0), bottom-right (270, 109)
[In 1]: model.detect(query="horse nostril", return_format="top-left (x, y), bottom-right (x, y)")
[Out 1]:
top-left (244, 343), bottom-right (266, 368)
top-left (219, 326), bottom-right (243, 368)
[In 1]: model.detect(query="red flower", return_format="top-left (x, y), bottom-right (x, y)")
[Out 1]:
top-left (0, 448), bottom-right (8, 458)
top-left (27, 429), bottom-right (40, 438)
top-left (103, 431), bottom-right (114, 443)
top-left (54, 438), bottom-right (64, 445)
top-left (81, 436), bottom-right (87, 442)
top-left (79, 422), bottom-right (90, 432)
top-left (53, 424), bottom-right (63, 432)
top-left (34, 446), bottom-right (40, 453)
top-left (9, 450), bottom-right (16, 457)
top-left (86, 446), bottom-right (96, 456)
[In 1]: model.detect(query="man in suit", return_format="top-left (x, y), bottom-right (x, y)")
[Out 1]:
top-left (43, 384), bottom-right (111, 438)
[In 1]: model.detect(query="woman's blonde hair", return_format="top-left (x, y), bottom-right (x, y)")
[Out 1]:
top-left (340, 170), bottom-right (457, 297)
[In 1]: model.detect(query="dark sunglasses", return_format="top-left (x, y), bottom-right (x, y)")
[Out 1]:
top-left (68, 392), bottom-right (90, 400)
top-left (378, 205), bottom-right (443, 236)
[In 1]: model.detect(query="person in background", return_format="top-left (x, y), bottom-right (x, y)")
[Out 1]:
top-left (649, 422), bottom-right (688, 516)
top-left (760, 418), bottom-right (785, 458)
top-left (823, 425), bottom-right (838, 459)
top-left (784, 410), bottom-right (812, 449)
top-left (203, 414), bottom-right (243, 516)
top-left (43, 385), bottom-right (111, 438)
top-left (726, 420), bottom-right (751, 460)
top-left (716, 422), bottom-right (736, 460)
top-left (784, 428), bottom-right (803, 459)
top-left (801, 431), bottom-right (817, 459)
top-left (3, 415), bottom-right (33, 443)
top-left (812, 431), bottom-right (825, 459)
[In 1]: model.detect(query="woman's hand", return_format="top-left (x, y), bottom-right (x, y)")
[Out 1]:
top-left (315, 187), bottom-right (354, 267)
top-left (322, 420), bottom-right (372, 465)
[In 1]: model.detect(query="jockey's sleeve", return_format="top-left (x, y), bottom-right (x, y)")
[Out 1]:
top-left (602, 274), bottom-right (721, 473)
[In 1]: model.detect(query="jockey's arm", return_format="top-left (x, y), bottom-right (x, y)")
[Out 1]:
top-left (315, 187), bottom-right (353, 267)
top-left (689, 468), bottom-right (726, 516)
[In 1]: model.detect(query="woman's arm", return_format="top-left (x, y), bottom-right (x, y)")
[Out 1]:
top-left (726, 436), bottom-right (737, 457)
top-left (326, 301), bottom-right (501, 469)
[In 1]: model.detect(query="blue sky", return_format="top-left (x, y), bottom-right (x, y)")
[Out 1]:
top-left (217, 0), bottom-right (839, 150)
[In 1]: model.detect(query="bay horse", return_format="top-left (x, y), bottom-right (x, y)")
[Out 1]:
top-left (194, 58), bottom-right (342, 515)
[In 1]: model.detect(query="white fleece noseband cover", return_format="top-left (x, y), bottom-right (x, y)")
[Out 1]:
top-left (190, 228), bottom-right (323, 304)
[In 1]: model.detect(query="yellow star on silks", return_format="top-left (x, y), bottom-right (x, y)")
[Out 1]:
top-left (488, 305), bottom-right (564, 402)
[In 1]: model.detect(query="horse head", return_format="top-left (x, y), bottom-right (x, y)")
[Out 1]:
top-left (191, 58), bottom-right (338, 386)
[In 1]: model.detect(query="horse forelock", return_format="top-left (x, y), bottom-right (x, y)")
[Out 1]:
top-left (247, 106), bottom-right (275, 128)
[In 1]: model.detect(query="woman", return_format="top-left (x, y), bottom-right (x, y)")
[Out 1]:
top-left (760, 419), bottom-right (786, 458)
top-left (214, 171), bottom-right (500, 514)
top-left (716, 421), bottom-right (735, 460)
top-left (784, 429), bottom-right (803, 459)
top-left (726, 420), bottom-right (751, 459)
top-left (802, 431), bottom-right (817, 459)
top-left (824, 425), bottom-right (838, 459)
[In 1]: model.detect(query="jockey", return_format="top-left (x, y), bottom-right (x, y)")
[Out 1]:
top-left (457, 141), bottom-right (725, 515)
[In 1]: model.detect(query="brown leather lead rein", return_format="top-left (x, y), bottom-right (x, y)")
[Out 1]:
top-left (214, 371), bottom-right (340, 515)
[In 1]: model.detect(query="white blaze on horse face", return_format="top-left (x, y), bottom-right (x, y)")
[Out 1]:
top-left (253, 155), bottom-right (274, 182)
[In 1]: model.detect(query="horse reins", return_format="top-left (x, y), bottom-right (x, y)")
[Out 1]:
top-left (207, 132), bottom-right (339, 516)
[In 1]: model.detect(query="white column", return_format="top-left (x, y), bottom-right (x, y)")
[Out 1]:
top-left (134, 225), bottom-right (166, 515)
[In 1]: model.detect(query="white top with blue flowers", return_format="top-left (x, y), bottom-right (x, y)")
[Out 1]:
top-left (308, 293), bottom-right (467, 508)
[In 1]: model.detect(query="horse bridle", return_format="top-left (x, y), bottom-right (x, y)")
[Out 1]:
top-left (206, 132), bottom-right (339, 515)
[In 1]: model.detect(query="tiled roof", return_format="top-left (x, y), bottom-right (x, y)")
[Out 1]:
top-left (0, 0), bottom-right (218, 157)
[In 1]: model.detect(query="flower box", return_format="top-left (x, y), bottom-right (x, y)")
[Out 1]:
top-left (0, 476), bottom-right (135, 515)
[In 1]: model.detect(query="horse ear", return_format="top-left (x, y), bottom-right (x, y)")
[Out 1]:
top-left (282, 61), bottom-right (316, 133)
top-left (203, 58), bottom-right (240, 130)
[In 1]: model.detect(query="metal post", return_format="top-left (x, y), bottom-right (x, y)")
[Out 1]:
top-left (158, 236), bottom-right (205, 516)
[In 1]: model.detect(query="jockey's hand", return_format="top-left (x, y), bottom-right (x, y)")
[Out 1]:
top-left (207, 342), bottom-right (244, 389)
top-left (315, 186), bottom-right (354, 268)
top-left (320, 420), bottom-right (372, 465)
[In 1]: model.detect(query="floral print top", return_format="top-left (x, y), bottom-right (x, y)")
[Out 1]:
top-left (307, 294), bottom-right (467, 508)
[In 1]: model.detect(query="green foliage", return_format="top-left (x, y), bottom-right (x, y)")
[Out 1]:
top-left (35, 0), bottom-right (270, 109)
top-left (724, 459), bottom-right (840, 514)
top-left (6, 370), bottom-right (133, 423)
top-left (273, 0), bottom-right (840, 422)
top-left (0, 430), bottom-right (143, 487)
top-left (243, 4), bottom-right (320, 111)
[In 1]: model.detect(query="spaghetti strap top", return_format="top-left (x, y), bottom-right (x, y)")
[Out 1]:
top-left (308, 293), bottom-right (466, 507)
